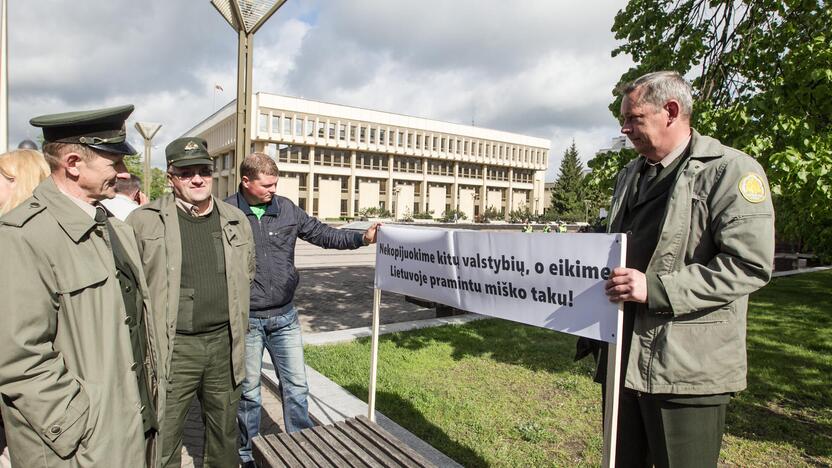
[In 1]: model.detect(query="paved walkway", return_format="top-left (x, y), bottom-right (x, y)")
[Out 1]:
top-left (293, 265), bottom-right (436, 333)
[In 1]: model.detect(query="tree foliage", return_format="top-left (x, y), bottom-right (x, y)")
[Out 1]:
top-left (549, 142), bottom-right (587, 222)
top-left (590, 0), bottom-right (832, 258)
top-left (124, 153), bottom-right (168, 201)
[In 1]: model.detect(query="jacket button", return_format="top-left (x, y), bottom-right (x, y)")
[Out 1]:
top-left (124, 316), bottom-right (131, 324)
top-left (626, 230), bottom-right (633, 236)
top-left (49, 425), bottom-right (61, 434)
top-left (131, 362), bottom-right (139, 371)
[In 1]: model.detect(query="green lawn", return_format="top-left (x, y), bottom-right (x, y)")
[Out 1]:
top-left (305, 270), bottom-right (832, 467)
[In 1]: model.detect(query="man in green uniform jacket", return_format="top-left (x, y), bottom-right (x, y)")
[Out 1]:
top-left (603, 71), bottom-right (774, 467)
top-left (0, 105), bottom-right (162, 467)
top-left (127, 137), bottom-right (255, 468)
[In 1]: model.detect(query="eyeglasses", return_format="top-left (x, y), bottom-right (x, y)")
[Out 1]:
top-left (168, 167), bottom-right (213, 181)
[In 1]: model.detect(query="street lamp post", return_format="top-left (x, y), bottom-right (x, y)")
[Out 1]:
top-left (134, 122), bottom-right (162, 197)
top-left (211, 0), bottom-right (288, 193)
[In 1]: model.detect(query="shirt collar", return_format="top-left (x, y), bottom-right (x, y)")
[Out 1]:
top-left (175, 196), bottom-right (214, 217)
top-left (57, 186), bottom-right (97, 219)
top-left (656, 135), bottom-right (691, 168)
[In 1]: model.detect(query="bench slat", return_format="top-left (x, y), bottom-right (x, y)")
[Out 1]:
top-left (323, 423), bottom-right (385, 468)
top-left (355, 416), bottom-right (435, 468)
top-left (253, 435), bottom-right (286, 468)
top-left (344, 418), bottom-right (421, 468)
top-left (275, 433), bottom-right (319, 468)
top-left (334, 420), bottom-right (402, 468)
top-left (253, 417), bottom-right (438, 468)
top-left (310, 425), bottom-right (369, 468)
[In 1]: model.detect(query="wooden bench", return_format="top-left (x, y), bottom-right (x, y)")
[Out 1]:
top-left (252, 416), bottom-right (437, 467)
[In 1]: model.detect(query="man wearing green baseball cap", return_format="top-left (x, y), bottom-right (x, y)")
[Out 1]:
top-left (128, 137), bottom-right (255, 467)
top-left (0, 105), bottom-right (163, 467)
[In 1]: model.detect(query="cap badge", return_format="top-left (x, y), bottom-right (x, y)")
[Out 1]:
top-left (184, 141), bottom-right (200, 152)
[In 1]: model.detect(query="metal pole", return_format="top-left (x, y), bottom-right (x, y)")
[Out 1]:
top-left (233, 30), bottom-right (253, 192)
top-left (143, 138), bottom-right (151, 197)
top-left (368, 287), bottom-right (382, 422)
top-left (0, 0), bottom-right (8, 153)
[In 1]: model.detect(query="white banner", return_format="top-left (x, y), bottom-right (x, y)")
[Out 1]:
top-left (374, 225), bottom-right (625, 343)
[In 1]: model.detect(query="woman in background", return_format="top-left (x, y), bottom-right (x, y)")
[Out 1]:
top-left (0, 148), bottom-right (48, 466)
top-left (0, 149), bottom-right (50, 216)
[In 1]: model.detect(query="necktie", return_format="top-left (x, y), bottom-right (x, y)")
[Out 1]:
top-left (94, 205), bottom-right (112, 249)
top-left (94, 205), bottom-right (108, 224)
top-left (638, 162), bottom-right (660, 202)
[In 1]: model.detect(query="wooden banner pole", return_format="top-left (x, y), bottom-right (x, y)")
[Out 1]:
top-left (368, 287), bottom-right (382, 422)
top-left (601, 234), bottom-right (627, 467)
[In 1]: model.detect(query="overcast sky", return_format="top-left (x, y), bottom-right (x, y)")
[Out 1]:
top-left (5, 0), bottom-right (631, 180)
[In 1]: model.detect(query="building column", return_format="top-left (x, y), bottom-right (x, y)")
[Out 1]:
top-left (387, 154), bottom-right (394, 211)
top-left (480, 164), bottom-right (488, 215)
top-left (506, 167), bottom-right (514, 221)
top-left (348, 150), bottom-right (356, 217)
top-left (306, 145), bottom-right (315, 215)
top-left (451, 161), bottom-right (459, 212)
top-left (421, 157), bottom-right (428, 215)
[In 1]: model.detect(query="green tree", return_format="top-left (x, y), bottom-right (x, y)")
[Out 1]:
top-left (589, 0), bottom-right (832, 258)
top-left (549, 141), bottom-right (586, 222)
top-left (124, 153), bottom-right (168, 201)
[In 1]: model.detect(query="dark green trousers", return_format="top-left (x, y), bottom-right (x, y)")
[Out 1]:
top-left (615, 390), bottom-right (727, 468)
top-left (161, 326), bottom-right (241, 468)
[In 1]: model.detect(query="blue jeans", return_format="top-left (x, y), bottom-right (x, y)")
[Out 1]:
top-left (237, 307), bottom-right (314, 462)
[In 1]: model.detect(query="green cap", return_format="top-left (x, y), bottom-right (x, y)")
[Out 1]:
top-left (29, 104), bottom-right (137, 155)
top-left (165, 137), bottom-right (212, 167)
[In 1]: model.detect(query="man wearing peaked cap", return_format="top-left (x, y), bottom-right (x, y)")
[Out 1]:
top-left (127, 137), bottom-right (255, 467)
top-left (0, 105), bottom-right (163, 467)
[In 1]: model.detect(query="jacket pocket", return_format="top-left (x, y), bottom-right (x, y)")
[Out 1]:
top-left (177, 288), bottom-right (195, 331)
top-left (40, 383), bottom-right (92, 457)
top-left (211, 232), bottom-right (227, 274)
top-left (660, 307), bottom-right (745, 389)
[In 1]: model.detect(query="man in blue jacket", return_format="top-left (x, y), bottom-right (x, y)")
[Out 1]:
top-left (226, 152), bottom-right (379, 466)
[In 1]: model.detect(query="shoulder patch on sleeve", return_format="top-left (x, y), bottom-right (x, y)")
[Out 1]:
top-left (738, 173), bottom-right (767, 203)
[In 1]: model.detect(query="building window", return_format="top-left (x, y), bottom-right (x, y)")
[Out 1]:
top-left (360, 126), bottom-right (367, 144)
top-left (271, 114), bottom-right (280, 134)
top-left (350, 125), bottom-right (357, 142)
top-left (277, 144), bottom-right (309, 165)
top-left (283, 117), bottom-right (292, 136)
top-left (369, 128), bottom-right (376, 144)
top-left (329, 123), bottom-right (336, 139)
top-left (317, 121), bottom-right (326, 138)
top-left (295, 118), bottom-right (303, 136)
top-left (379, 129), bottom-right (386, 145)
top-left (398, 131), bottom-right (404, 147)
top-left (339, 124), bottom-right (346, 140)
top-left (259, 113), bottom-right (268, 133)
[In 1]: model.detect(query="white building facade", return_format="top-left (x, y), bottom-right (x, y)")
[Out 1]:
top-left (184, 93), bottom-right (550, 221)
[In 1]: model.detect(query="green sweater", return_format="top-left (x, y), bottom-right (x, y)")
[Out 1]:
top-left (176, 208), bottom-right (230, 334)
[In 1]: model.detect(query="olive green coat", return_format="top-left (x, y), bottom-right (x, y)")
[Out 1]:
top-left (0, 178), bottom-right (162, 467)
top-left (126, 195), bottom-right (255, 389)
top-left (608, 130), bottom-right (774, 395)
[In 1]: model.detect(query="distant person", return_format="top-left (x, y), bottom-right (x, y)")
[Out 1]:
top-left (102, 174), bottom-right (147, 220)
top-left (602, 71), bottom-right (774, 466)
top-left (225, 152), bottom-right (379, 467)
top-left (0, 105), bottom-right (162, 467)
top-left (16, 139), bottom-right (38, 150)
top-left (0, 149), bottom-right (50, 216)
top-left (128, 137), bottom-right (255, 468)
